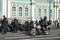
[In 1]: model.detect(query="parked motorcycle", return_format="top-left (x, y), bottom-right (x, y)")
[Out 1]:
top-left (30, 24), bottom-right (50, 36)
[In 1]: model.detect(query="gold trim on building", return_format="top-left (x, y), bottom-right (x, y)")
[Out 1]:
top-left (38, 6), bottom-right (41, 9)
top-left (12, 3), bottom-right (17, 7)
top-left (31, 2), bottom-right (36, 5)
top-left (24, 4), bottom-right (30, 8)
top-left (44, 6), bottom-right (47, 9)
top-left (53, 5), bottom-right (58, 8)
top-left (59, 7), bottom-right (60, 10)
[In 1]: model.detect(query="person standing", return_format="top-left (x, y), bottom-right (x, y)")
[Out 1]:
top-left (57, 18), bottom-right (60, 29)
top-left (2, 15), bottom-right (8, 34)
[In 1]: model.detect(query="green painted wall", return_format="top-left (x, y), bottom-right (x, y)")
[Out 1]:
top-left (10, 0), bottom-right (55, 20)
top-left (10, 0), bottom-right (31, 20)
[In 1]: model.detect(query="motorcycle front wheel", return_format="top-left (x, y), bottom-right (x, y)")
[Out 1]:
top-left (30, 28), bottom-right (36, 36)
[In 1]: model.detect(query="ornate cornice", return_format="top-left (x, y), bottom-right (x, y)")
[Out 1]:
top-left (11, 3), bottom-right (17, 7)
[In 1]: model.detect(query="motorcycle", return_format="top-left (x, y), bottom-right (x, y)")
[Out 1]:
top-left (30, 24), bottom-right (50, 36)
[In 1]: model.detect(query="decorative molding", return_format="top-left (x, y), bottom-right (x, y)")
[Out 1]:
top-left (31, 1), bottom-right (36, 5)
top-left (38, 6), bottom-right (41, 9)
top-left (11, 3), bottom-right (17, 7)
top-left (24, 4), bottom-right (30, 8)
top-left (58, 7), bottom-right (60, 10)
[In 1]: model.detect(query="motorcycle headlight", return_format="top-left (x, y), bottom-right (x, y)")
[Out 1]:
top-left (37, 26), bottom-right (41, 29)
top-left (34, 24), bottom-right (36, 28)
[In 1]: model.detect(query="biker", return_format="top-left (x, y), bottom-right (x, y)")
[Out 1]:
top-left (2, 15), bottom-right (8, 34)
top-left (43, 16), bottom-right (48, 29)
top-left (13, 18), bottom-right (18, 33)
top-left (30, 19), bottom-right (34, 30)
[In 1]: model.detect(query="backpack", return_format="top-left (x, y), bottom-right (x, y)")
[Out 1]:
top-left (44, 20), bottom-right (48, 26)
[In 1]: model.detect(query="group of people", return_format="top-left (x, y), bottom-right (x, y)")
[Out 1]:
top-left (0, 15), bottom-right (19, 33)
top-left (0, 15), bottom-right (52, 34)
top-left (53, 19), bottom-right (60, 29)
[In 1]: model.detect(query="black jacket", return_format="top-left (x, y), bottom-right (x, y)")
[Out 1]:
top-left (2, 18), bottom-right (8, 26)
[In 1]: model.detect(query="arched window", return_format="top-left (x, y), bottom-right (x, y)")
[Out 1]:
top-left (12, 7), bottom-right (16, 16)
top-left (58, 8), bottom-right (60, 20)
top-left (50, 9), bottom-right (52, 13)
top-left (12, 7), bottom-right (16, 11)
top-left (39, 8), bottom-right (41, 17)
top-left (25, 7), bottom-right (28, 16)
top-left (11, 3), bottom-right (17, 17)
top-left (19, 7), bottom-right (22, 16)
top-left (44, 9), bottom-right (47, 13)
top-left (44, 8), bottom-right (47, 16)
top-left (59, 10), bottom-right (60, 13)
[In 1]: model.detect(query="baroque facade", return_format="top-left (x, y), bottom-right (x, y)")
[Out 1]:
top-left (0, 0), bottom-right (60, 21)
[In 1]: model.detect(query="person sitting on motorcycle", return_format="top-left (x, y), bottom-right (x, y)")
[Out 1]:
top-left (13, 18), bottom-right (18, 33)
top-left (39, 18), bottom-right (43, 27)
top-left (48, 20), bottom-right (52, 25)
top-left (47, 20), bottom-right (52, 30)
top-left (43, 16), bottom-right (48, 29)
top-left (30, 19), bottom-right (34, 30)
top-left (8, 19), bottom-right (14, 32)
top-left (35, 20), bottom-right (39, 26)
top-left (24, 20), bottom-right (30, 31)
top-left (38, 16), bottom-right (48, 34)
top-left (18, 22), bottom-right (24, 31)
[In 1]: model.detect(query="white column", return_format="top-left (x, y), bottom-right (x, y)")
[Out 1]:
top-left (53, 8), bottom-right (56, 21)
top-left (55, 7), bottom-right (57, 20)
top-left (54, 0), bottom-right (57, 20)
top-left (32, 0), bottom-right (35, 21)
top-left (8, 0), bottom-right (11, 18)
top-left (2, 0), bottom-right (7, 17)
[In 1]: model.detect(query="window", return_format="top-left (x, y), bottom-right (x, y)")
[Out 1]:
top-left (39, 9), bottom-right (41, 17)
top-left (59, 10), bottom-right (60, 13)
top-left (19, 7), bottom-right (22, 11)
top-left (12, 12), bottom-right (16, 16)
top-left (12, 7), bottom-right (16, 16)
top-left (39, 9), bottom-right (41, 13)
top-left (44, 9), bottom-right (47, 16)
top-left (12, 7), bottom-right (16, 11)
top-left (44, 9), bottom-right (47, 13)
top-left (50, 9), bottom-right (52, 17)
top-left (50, 9), bottom-right (52, 13)
top-left (19, 7), bottom-right (22, 16)
top-left (59, 10), bottom-right (60, 18)
top-left (25, 8), bottom-right (28, 16)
